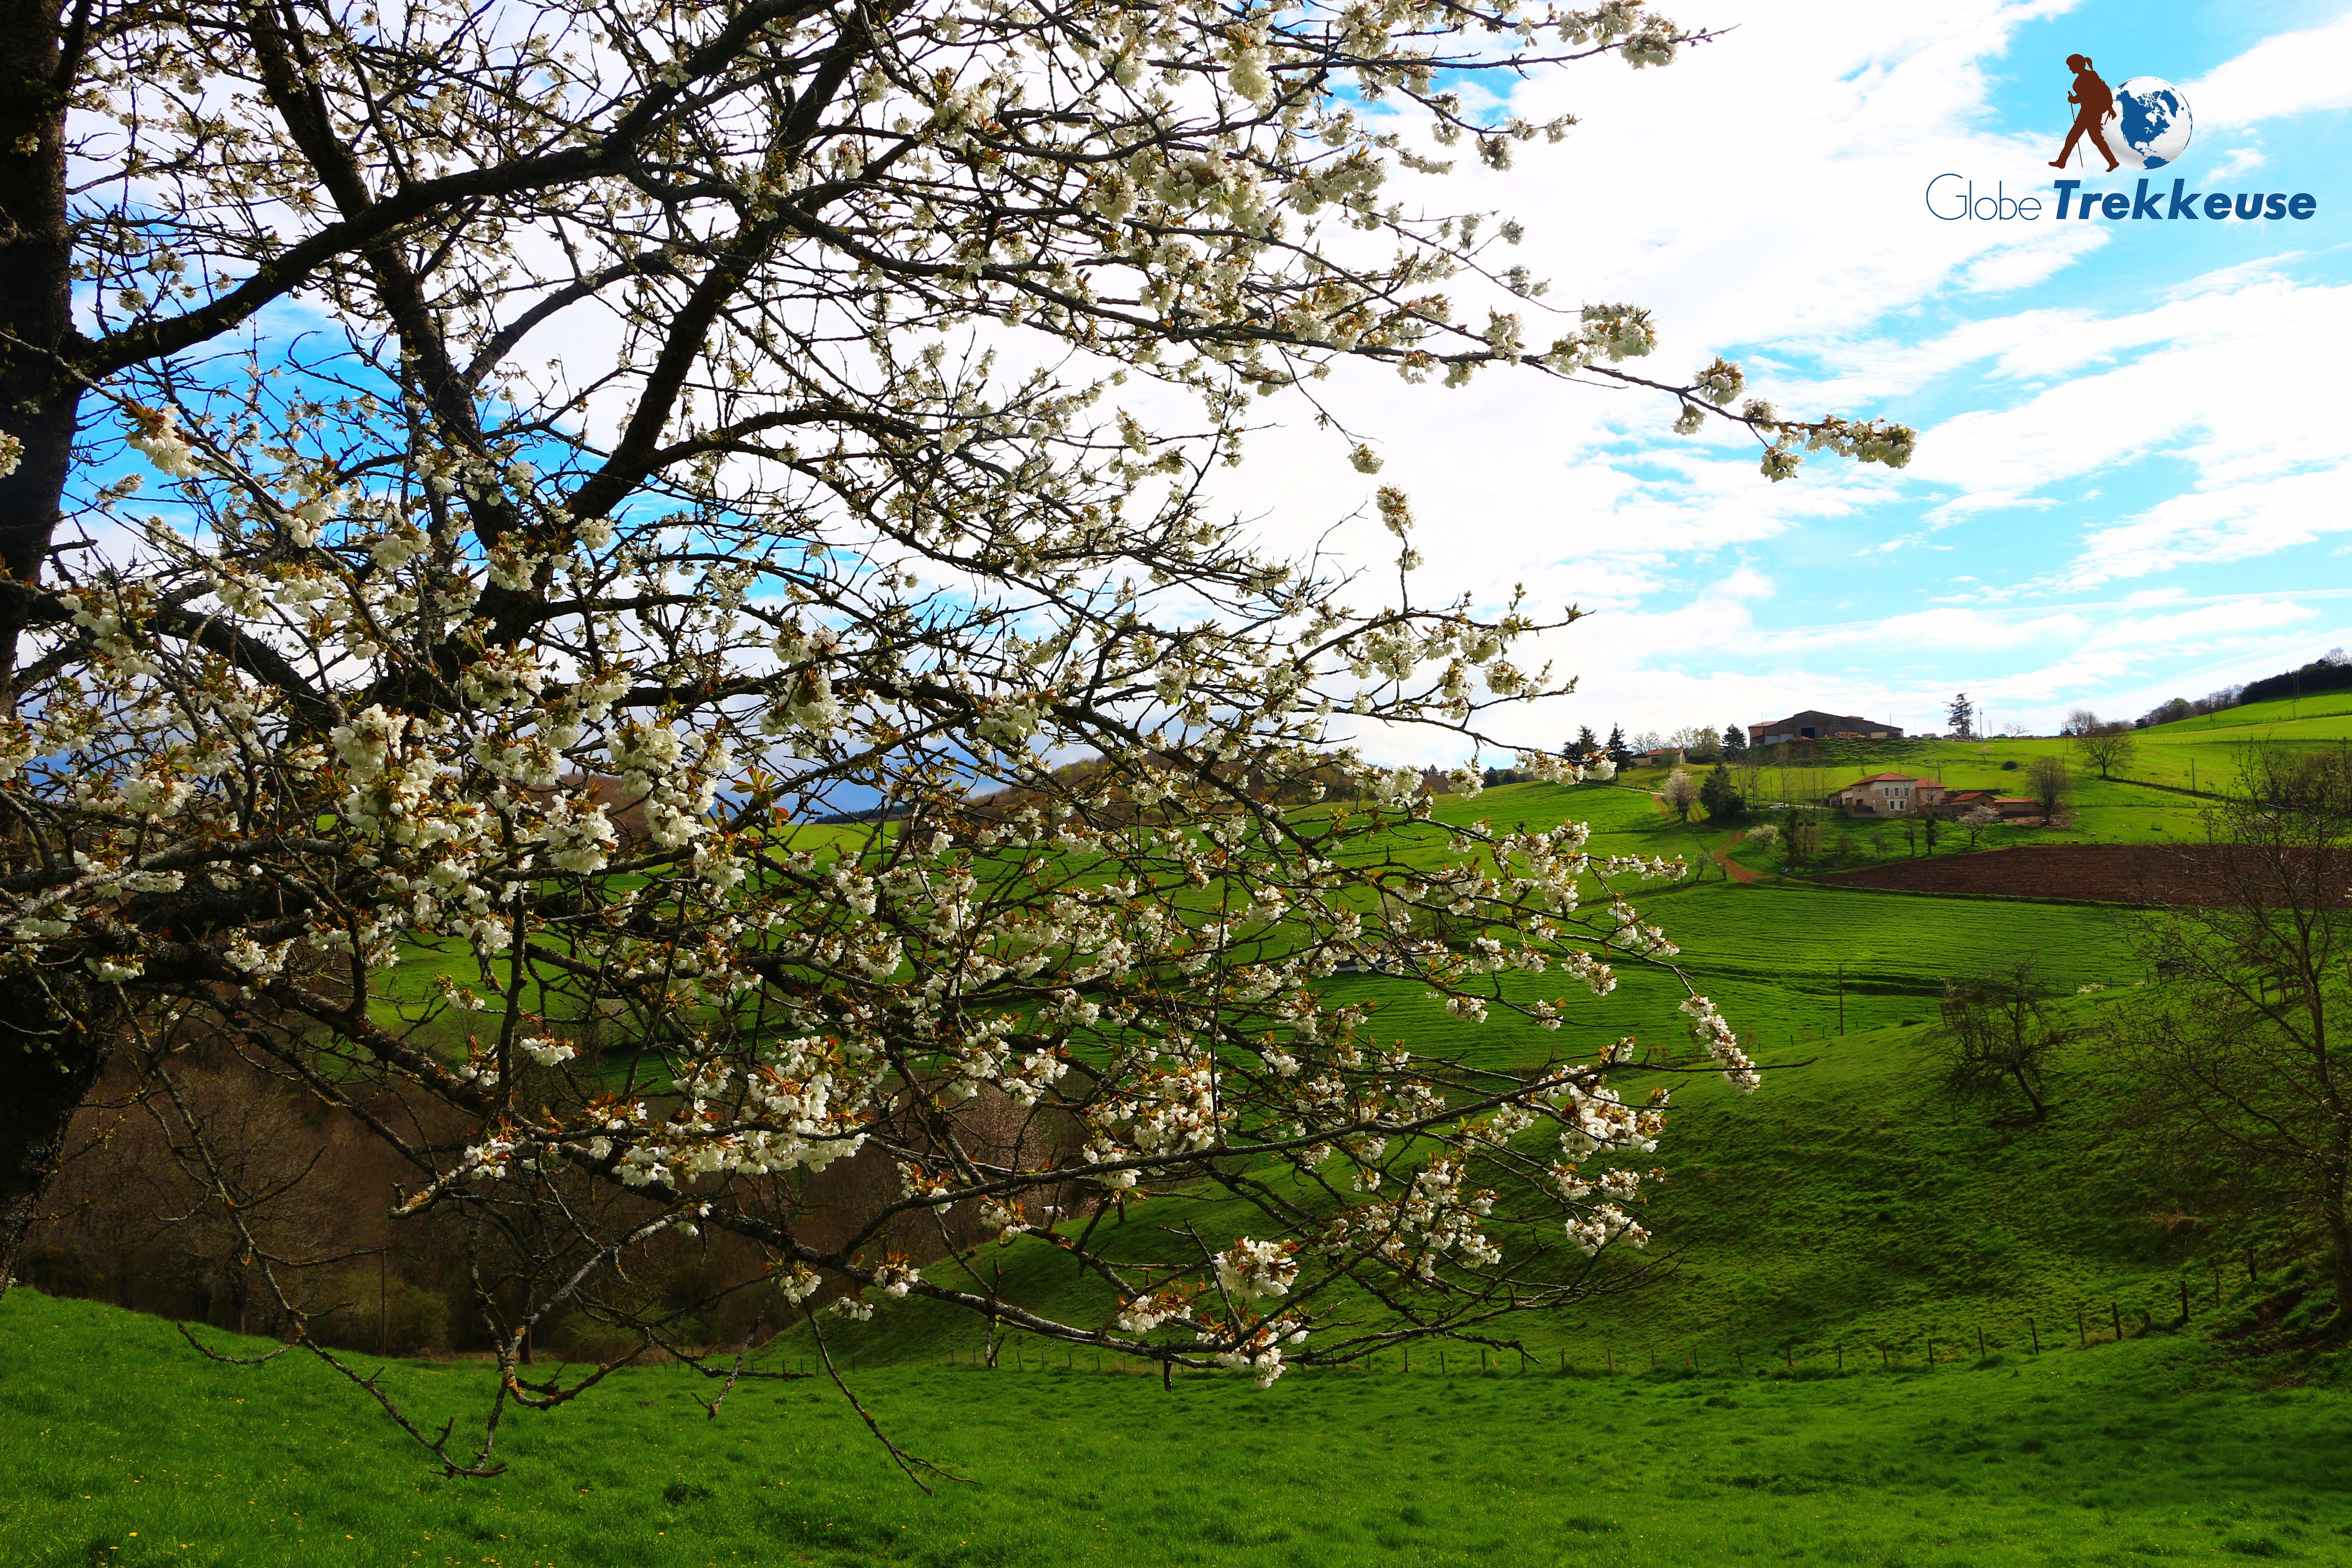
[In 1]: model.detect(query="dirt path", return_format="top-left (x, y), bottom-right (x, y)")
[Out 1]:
top-left (1710, 830), bottom-right (1764, 883)
top-left (1646, 792), bottom-right (1763, 882)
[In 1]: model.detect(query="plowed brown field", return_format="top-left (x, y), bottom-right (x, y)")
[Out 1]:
top-left (1803, 843), bottom-right (2233, 904)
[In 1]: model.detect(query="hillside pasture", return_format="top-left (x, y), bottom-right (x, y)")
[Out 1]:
top-left (22, 762), bottom-right (2317, 1568)
top-left (1322, 876), bottom-right (2143, 1077)
top-left (6, 1289), bottom-right (2349, 1568)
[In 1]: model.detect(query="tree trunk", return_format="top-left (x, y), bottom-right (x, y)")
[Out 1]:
top-left (2009, 1063), bottom-right (2047, 1122)
top-left (0, 0), bottom-right (78, 605)
top-left (0, 1), bottom-right (94, 1301)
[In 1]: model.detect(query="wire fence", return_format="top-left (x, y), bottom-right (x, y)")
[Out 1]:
top-left (697, 1257), bottom-right (2281, 1379)
top-left (752, 1272), bottom-right (2245, 1379)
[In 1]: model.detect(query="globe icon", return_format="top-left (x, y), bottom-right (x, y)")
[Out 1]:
top-left (2103, 77), bottom-right (2194, 170)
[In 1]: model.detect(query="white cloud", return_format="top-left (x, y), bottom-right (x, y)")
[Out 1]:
top-left (2205, 145), bottom-right (2269, 181)
top-left (2078, 598), bottom-right (2317, 649)
top-left (2060, 469), bottom-right (2352, 588)
top-left (1874, 274), bottom-right (2352, 566)
top-left (2182, 15), bottom-right (2352, 131)
top-left (1179, 3), bottom-right (2352, 746)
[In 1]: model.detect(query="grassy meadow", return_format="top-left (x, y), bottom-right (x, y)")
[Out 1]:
top-left (9, 1269), bottom-right (2352, 1568)
top-left (1607, 697), bottom-right (2352, 877)
top-left (17, 979), bottom-right (2346, 1566)
top-left (12, 701), bottom-right (2352, 1565)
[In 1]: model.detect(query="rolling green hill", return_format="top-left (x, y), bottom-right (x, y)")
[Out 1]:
top-left (8, 1224), bottom-right (2349, 1568)
top-left (17, 750), bottom-right (2349, 1565)
top-left (1594, 697), bottom-right (2352, 879)
top-left (784, 986), bottom-right (2198, 1377)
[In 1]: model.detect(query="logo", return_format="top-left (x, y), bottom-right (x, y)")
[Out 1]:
top-left (1921, 49), bottom-right (2313, 224)
top-left (2048, 53), bottom-right (2192, 172)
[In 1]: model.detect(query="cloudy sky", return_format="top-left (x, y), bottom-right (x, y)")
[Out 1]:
top-left (1224, 0), bottom-right (2352, 754)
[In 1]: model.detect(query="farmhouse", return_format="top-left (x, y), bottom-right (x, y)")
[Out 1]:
top-left (1831, 772), bottom-right (1947, 816)
top-left (1751, 709), bottom-right (1905, 745)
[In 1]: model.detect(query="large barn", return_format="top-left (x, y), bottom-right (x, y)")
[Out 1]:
top-left (1749, 710), bottom-right (1905, 745)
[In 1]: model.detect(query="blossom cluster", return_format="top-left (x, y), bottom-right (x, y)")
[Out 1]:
top-left (0, 0), bottom-right (1862, 1433)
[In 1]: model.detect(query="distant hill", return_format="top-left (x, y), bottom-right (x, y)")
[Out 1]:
top-left (2239, 651), bottom-right (2352, 708)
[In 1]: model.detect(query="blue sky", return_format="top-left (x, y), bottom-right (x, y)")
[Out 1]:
top-left (101, 3), bottom-right (2339, 757)
top-left (1224, 0), bottom-right (2352, 752)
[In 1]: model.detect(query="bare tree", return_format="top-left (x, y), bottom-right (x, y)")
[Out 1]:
top-left (1735, 753), bottom-right (1765, 807)
top-left (2104, 745), bottom-right (2352, 1317)
top-left (1932, 960), bottom-right (2069, 1122)
top-left (2075, 722), bottom-right (2138, 780)
top-left (2064, 707), bottom-right (2103, 738)
top-left (2026, 756), bottom-right (2073, 822)
top-left (0, 0), bottom-right (1915, 1472)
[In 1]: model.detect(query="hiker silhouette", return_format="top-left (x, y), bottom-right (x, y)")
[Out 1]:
top-left (2050, 54), bottom-right (2120, 171)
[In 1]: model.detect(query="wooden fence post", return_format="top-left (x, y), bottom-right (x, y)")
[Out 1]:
top-left (2111, 1301), bottom-right (2123, 1342)
top-left (2028, 1318), bottom-right (2038, 1354)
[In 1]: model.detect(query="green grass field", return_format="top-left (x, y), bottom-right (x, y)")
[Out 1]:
top-left (789, 987), bottom-right (2205, 1371)
top-left (20, 992), bottom-right (2337, 1567)
top-left (14, 706), bottom-right (2352, 1565)
top-left (1595, 697), bottom-right (2352, 878)
top-left (8, 1286), bottom-right (2350, 1568)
